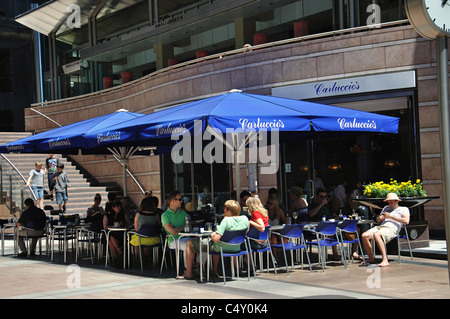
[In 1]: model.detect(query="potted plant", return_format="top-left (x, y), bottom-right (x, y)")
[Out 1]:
top-left (353, 179), bottom-right (438, 209)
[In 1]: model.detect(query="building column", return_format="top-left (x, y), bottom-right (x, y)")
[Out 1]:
top-left (234, 17), bottom-right (256, 49)
top-left (153, 43), bottom-right (174, 70)
top-left (48, 32), bottom-right (58, 100)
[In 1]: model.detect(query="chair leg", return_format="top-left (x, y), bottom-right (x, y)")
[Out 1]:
top-left (160, 241), bottom-right (167, 275)
top-left (304, 247), bottom-right (312, 272)
top-left (405, 230), bottom-right (414, 261)
top-left (269, 249), bottom-right (278, 275)
top-left (280, 241), bottom-right (289, 275)
top-left (221, 252), bottom-right (226, 285)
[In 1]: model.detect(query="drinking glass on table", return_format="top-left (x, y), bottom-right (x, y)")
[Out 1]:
top-left (292, 211), bottom-right (298, 224)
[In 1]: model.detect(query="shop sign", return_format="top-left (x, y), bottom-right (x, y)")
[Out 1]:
top-left (272, 71), bottom-right (416, 100)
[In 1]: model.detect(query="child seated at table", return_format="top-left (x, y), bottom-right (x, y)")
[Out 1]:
top-left (181, 200), bottom-right (249, 280)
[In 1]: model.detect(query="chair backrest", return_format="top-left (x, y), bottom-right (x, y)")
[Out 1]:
top-left (280, 224), bottom-right (304, 238)
top-left (316, 221), bottom-right (339, 235)
top-left (88, 221), bottom-right (103, 233)
top-left (24, 220), bottom-right (46, 230)
top-left (221, 229), bottom-right (247, 245)
top-left (338, 219), bottom-right (359, 233)
top-left (246, 226), bottom-right (270, 241)
top-left (137, 224), bottom-right (161, 237)
top-left (59, 214), bottom-right (78, 225)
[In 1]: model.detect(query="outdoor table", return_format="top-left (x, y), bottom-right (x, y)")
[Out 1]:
top-left (50, 224), bottom-right (76, 263)
top-left (105, 226), bottom-right (132, 269)
top-left (178, 230), bottom-right (214, 281)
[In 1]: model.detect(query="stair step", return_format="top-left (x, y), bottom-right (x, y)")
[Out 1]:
top-left (0, 132), bottom-right (119, 217)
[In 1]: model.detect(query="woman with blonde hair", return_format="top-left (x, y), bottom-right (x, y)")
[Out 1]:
top-left (246, 196), bottom-right (268, 233)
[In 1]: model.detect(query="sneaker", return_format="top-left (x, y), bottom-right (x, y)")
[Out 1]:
top-left (17, 251), bottom-right (27, 257)
top-left (50, 194), bottom-right (54, 201)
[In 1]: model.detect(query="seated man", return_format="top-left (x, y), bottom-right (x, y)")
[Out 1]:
top-left (16, 198), bottom-right (47, 257)
top-left (361, 193), bottom-right (410, 267)
top-left (307, 188), bottom-right (334, 222)
top-left (161, 190), bottom-right (190, 271)
top-left (182, 200), bottom-right (249, 279)
top-left (307, 188), bottom-right (339, 260)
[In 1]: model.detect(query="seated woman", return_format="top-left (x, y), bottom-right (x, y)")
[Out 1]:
top-left (103, 199), bottom-right (126, 265)
top-left (129, 197), bottom-right (161, 260)
top-left (267, 194), bottom-right (287, 226)
top-left (246, 196), bottom-right (269, 249)
top-left (86, 193), bottom-right (104, 223)
top-left (266, 194), bottom-right (287, 249)
top-left (182, 200), bottom-right (249, 279)
top-left (289, 186), bottom-right (308, 221)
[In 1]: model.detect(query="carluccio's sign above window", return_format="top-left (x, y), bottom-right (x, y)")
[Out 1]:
top-left (272, 71), bottom-right (416, 100)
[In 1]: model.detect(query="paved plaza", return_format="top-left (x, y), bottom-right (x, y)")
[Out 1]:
top-left (1, 240), bottom-right (449, 303)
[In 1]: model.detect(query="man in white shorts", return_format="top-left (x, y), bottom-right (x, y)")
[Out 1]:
top-left (361, 193), bottom-right (410, 267)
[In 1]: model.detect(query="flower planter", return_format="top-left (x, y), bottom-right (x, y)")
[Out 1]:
top-left (352, 196), bottom-right (439, 210)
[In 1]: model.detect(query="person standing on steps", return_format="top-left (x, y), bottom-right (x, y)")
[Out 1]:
top-left (52, 163), bottom-right (71, 212)
top-left (45, 154), bottom-right (59, 201)
top-left (26, 162), bottom-right (45, 209)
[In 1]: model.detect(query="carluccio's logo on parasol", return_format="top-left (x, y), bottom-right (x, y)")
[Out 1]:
top-left (97, 132), bottom-right (122, 144)
top-left (338, 118), bottom-right (377, 130)
top-left (170, 120), bottom-right (280, 174)
top-left (239, 118), bottom-right (285, 130)
top-left (48, 138), bottom-right (71, 149)
top-left (6, 145), bottom-right (25, 152)
top-left (156, 123), bottom-right (187, 136)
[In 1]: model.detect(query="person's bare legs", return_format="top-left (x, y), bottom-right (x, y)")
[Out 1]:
top-left (182, 240), bottom-right (195, 279)
top-left (373, 232), bottom-right (390, 267)
top-left (361, 231), bottom-right (376, 263)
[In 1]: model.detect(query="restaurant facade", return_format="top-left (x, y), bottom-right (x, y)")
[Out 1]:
top-left (14, 0), bottom-right (448, 239)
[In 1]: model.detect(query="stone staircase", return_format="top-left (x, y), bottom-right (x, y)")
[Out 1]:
top-left (0, 132), bottom-right (116, 217)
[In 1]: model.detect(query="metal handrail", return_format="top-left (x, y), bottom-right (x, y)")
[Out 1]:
top-left (0, 153), bottom-right (37, 201)
top-left (30, 19), bottom-right (411, 108)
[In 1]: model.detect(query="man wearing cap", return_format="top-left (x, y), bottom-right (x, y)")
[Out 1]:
top-left (361, 193), bottom-right (410, 267)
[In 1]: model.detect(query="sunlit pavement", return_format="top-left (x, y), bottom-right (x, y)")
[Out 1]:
top-left (1, 240), bottom-right (449, 300)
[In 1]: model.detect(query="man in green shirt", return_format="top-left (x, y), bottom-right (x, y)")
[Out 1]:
top-left (181, 200), bottom-right (249, 279)
top-left (161, 191), bottom-right (190, 266)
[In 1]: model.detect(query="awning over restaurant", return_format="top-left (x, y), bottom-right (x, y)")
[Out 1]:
top-left (14, 0), bottom-right (144, 37)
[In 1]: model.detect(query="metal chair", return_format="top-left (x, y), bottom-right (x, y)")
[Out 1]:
top-left (270, 224), bottom-right (312, 275)
top-left (337, 219), bottom-right (365, 263)
top-left (127, 224), bottom-right (162, 271)
top-left (160, 231), bottom-right (178, 275)
top-left (207, 229), bottom-right (252, 285)
top-left (49, 218), bottom-right (77, 263)
top-left (76, 222), bottom-right (104, 264)
top-left (306, 221), bottom-right (347, 272)
top-left (396, 224), bottom-right (414, 263)
top-left (1, 222), bottom-right (17, 256)
top-left (246, 226), bottom-right (277, 275)
top-left (22, 225), bottom-right (48, 256)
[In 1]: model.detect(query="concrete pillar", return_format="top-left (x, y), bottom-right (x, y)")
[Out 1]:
top-left (234, 17), bottom-right (256, 49)
top-left (153, 43), bottom-right (174, 70)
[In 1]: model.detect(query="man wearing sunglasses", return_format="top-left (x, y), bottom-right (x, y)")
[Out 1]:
top-left (308, 188), bottom-right (335, 222)
top-left (161, 191), bottom-right (190, 269)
